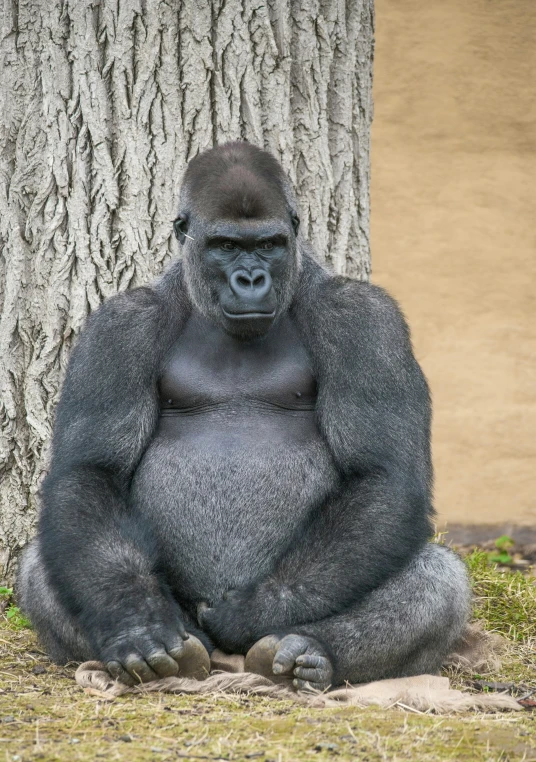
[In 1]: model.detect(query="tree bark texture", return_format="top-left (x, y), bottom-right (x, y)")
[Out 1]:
top-left (0, 0), bottom-right (374, 581)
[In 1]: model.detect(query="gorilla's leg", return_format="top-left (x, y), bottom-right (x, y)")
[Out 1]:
top-left (18, 540), bottom-right (214, 679)
top-left (247, 544), bottom-right (471, 690)
top-left (18, 540), bottom-right (94, 663)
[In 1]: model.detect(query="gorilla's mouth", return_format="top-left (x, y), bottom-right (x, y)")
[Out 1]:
top-left (222, 308), bottom-right (276, 320)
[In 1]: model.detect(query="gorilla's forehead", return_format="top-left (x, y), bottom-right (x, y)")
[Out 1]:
top-left (187, 162), bottom-right (289, 221)
top-left (203, 219), bottom-right (291, 239)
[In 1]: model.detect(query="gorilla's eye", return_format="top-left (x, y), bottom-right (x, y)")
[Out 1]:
top-left (259, 241), bottom-right (274, 251)
top-left (221, 241), bottom-right (236, 251)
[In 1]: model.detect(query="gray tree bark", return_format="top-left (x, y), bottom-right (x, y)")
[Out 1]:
top-left (0, 0), bottom-right (374, 581)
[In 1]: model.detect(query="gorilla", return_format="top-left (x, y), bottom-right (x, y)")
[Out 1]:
top-left (18, 142), bottom-right (470, 690)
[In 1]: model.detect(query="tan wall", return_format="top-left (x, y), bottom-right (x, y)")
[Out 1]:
top-left (371, 0), bottom-right (535, 527)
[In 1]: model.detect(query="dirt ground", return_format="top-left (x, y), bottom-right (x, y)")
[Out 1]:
top-left (2, 548), bottom-right (535, 760)
top-left (371, 0), bottom-right (536, 531)
top-left (1, 606), bottom-right (535, 761)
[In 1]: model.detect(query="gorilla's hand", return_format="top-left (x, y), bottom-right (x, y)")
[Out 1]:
top-left (197, 589), bottom-right (261, 653)
top-left (197, 579), bottom-right (309, 652)
top-left (98, 610), bottom-right (189, 685)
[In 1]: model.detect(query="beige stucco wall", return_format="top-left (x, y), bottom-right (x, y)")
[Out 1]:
top-left (371, 0), bottom-right (535, 527)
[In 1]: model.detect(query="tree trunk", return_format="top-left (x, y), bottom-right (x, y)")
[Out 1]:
top-left (0, 0), bottom-right (374, 581)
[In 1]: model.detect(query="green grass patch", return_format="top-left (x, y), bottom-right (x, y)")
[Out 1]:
top-left (0, 586), bottom-right (31, 630)
top-left (486, 535), bottom-right (516, 566)
top-left (467, 551), bottom-right (536, 643)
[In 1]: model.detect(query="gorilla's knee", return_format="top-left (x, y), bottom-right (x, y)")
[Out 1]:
top-left (420, 543), bottom-right (471, 606)
top-left (17, 540), bottom-right (92, 664)
top-left (17, 540), bottom-right (41, 618)
top-left (414, 543), bottom-right (472, 651)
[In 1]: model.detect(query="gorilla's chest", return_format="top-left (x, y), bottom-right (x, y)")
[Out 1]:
top-left (158, 313), bottom-right (317, 414)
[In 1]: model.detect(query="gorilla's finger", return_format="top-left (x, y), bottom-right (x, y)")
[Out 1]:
top-left (166, 635), bottom-right (186, 662)
top-left (175, 618), bottom-right (189, 641)
top-left (295, 653), bottom-right (324, 668)
top-left (124, 654), bottom-right (158, 683)
top-left (293, 665), bottom-right (329, 683)
top-left (294, 652), bottom-right (332, 687)
top-left (107, 660), bottom-right (136, 686)
top-left (146, 650), bottom-right (179, 678)
top-left (272, 648), bottom-right (302, 675)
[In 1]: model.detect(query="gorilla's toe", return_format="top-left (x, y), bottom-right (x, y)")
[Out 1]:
top-left (293, 651), bottom-right (332, 691)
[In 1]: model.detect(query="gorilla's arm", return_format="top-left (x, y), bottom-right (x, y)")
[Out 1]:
top-left (37, 288), bottom-right (188, 680)
top-left (200, 282), bottom-right (434, 652)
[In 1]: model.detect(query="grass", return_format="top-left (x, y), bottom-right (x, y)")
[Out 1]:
top-left (0, 554), bottom-right (535, 762)
top-left (467, 551), bottom-right (536, 643)
top-left (0, 588), bottom-right (31, 631)
top-left (446, 551), bottom-right (536, 691)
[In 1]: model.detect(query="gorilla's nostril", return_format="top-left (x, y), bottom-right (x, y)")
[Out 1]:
top-left (229, 269), bottom-right (272, 299)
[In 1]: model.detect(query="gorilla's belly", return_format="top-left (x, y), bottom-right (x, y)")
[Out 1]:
top-left (129, 413), bottom-right (338, 607)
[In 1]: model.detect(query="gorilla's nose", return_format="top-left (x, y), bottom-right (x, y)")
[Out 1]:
top-left (229, 268), bottom-right (272, 301)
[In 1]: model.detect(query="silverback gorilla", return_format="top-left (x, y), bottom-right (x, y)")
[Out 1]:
top-left (19, 142), bottom-right (470, 690)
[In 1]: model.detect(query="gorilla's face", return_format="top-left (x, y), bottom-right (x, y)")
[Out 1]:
top-left (179, 216), bottom-right (300, 340)
top-left (174, 142), bottom-right (302, 339)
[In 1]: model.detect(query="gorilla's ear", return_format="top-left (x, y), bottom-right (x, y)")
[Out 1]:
top-left (173, 214), bottom-right (189, 244)
top-left (291, 212), bottom-right (300, 235)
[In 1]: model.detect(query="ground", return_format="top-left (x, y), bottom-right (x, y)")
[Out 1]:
top-left (1, 549), bottom-right (534, 762)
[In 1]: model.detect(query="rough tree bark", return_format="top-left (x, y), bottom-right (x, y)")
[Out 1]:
top-left (0, 0), bottom-right (374, 581)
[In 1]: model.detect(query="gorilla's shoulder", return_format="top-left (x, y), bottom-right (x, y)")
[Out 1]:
top-left (298, 257), bottom-right (411, 353)
top-left (83, 262), bottom-right (187, 341)
top-left (62, 267), bottom-right (189, 409)
top-left (324, 275), bottom-right (405, 319)
top-left (91, 286), bottom-right (162, 321)
top-left (76, 288), bottom-right (164, 364)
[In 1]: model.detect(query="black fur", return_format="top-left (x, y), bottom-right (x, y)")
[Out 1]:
top-left (18, 142), bottom-right (470, 687)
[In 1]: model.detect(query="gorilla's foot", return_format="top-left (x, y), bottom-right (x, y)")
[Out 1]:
top-left (245, 634), bottom-right (333, 692)
top-left (174, 634), bottom-right (211, 680)
top-left (244, 635), bottom-right (292, 686)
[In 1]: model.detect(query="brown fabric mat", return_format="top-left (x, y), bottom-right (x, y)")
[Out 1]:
top-left (74, 624), bottom-right (522, 713)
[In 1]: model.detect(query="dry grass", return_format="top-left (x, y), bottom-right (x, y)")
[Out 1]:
top-left (1, 624), bottom-right (535, 762)
top-left (1, 556), bottom-right (535, 761)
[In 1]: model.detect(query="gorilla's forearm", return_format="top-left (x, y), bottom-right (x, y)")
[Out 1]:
top-left (258, 472), bottom-right (432, 614)
top-left (38, 465), bottom-right (185, 650)
top-left (199, 471), bottom-right (433, 651)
